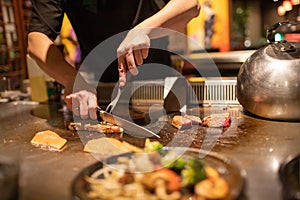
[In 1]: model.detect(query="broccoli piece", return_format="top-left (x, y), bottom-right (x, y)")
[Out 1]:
top-left (162, 151), bottom-right (186, 173)
top-left (144, 139), bottom-right (166, 155)
top-left (167, 157), bottom-right (186, 174)
top-left (162, 151), bottom-right (207, 186)
top-left (181, 158), bottom-right (206, 187)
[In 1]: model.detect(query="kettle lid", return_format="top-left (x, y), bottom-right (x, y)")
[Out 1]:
top-left (266, 41), bottom-right (300, 60)
top-left (266, 20), bottom-right (300, 43)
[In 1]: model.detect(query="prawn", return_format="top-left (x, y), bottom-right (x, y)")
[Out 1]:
top-left (194, 167), bottom-right (229, 199)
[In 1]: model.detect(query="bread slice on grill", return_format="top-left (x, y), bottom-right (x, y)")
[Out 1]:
top-left (31, 130), bottom-right (67, 152)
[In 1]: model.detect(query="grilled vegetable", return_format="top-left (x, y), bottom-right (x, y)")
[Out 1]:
top-left (144, 138), bottom-right (166, 155)
top-left (181, 158), bottom-right (206, 187)
top-left (162, 150), bottom-right (206, 188)
top-left (162, 150), bottom-right (186, 173)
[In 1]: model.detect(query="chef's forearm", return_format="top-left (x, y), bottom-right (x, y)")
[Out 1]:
top-left (27, 32), bottom-right (78, 88)
top-left (134, 0), bottom-right (200, 37)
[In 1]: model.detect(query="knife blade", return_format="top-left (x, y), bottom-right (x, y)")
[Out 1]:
top-left (97, 107), bottom-right (160, 138)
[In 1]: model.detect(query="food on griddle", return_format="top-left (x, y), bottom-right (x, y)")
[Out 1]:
top-left (84, 123), bottom-right (123, 134)
top-left (171, 115), bottom-right (192, 130)
top-left (202, 113), bottom-right (231, 128)
top-left (84, 137), bottom-right (129, 155)
top-left (83, 137), bottom-right (142, 155)
top-left (158, 115), bottom-right (170, 122)
top-left (85, 140), bottom-right (229, 200)
top-left (31, 130), bottom-right (67, 152)
top-left (121, 141), bottom-right (144, 153)
top-left (184, 114), bottom-right (202, 125)
top-left (68, 122), bottom-right (123, 134)
top-left (68, 122), bottom-right (83, 131)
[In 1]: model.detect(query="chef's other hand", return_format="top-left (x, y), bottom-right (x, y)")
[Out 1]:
top-left (117, 29), bottom-right (150, 87)
top-left (65, 90), bottom-right (98, 120)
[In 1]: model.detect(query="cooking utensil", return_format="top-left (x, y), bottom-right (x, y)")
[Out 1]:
top-left (105, 86), bottom-right (123, 114)
top-left (97, 106), bottom-right (160, 138)
top-left (71, 147), bottom-right (246, 200)
top-left (237, 20), bottom-right (300, 121)
top-left (106, 73), bottom-right (131, 114)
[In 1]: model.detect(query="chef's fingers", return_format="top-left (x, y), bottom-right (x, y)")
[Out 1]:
top-left (65, 95), bottom-right (73, 111)
top-left (66, 91), bottom-right (97, 120)
top-left (79, 91), bottom-right (98, 120)
top-left (88, 95), bottom-right (98, 120)
top-left (141, 48), bottom-right (149, 59)
top-left (79, 100), bottom-right (89, 120)
top-left (71, 93), bottom-right (85, 119)
top-left (118, 56), bottom-right (127, 87)
top-left (65, 94), bottom-right (80, 116)
top-left (125, 51), bottom-right (139, 76)
top-left (133, 49), bottom-right (143, 65)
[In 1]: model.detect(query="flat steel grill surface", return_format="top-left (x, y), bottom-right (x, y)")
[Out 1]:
top-left (1, 102), bottom-right (299, 200)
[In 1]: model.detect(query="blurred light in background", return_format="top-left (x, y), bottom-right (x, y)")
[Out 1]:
top-left (277, 5), bottom-right (286, 16)
top-left (274, 33), bottom-right (284, 41)
top-left (283, 0), bottom-right (293, 11)
top-left (291, 0), bottom-right (300, 5)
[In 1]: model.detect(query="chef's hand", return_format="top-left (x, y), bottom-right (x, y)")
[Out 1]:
top-left (65, 89), bottom-right (98, 120)
top-left (117, 29), bottom-right (150, 87)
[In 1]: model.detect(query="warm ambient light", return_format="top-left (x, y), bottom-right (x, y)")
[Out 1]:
top-left (283, 0), bottom-right (293, 11)
top-left (291, 0), bottom-right (300, 5)
top-left (277, 5), bottom-right (286, 16)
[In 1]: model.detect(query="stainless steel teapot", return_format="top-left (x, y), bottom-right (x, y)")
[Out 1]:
top-left (237, 20), bottom-right (300, 121)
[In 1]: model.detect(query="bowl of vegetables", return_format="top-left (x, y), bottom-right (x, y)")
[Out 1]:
top-left (72, 140), bottom-right (245, 200)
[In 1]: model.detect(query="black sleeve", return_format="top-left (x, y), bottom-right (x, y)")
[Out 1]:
top-left (29, 0), bottom-right (65, 40)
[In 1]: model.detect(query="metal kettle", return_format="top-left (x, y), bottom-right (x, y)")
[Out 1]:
top-left (237, 20), bottom-right (300, 121)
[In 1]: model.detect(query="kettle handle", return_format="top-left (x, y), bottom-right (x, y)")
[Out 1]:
top-left (266, 20), bottom-right (300, 43)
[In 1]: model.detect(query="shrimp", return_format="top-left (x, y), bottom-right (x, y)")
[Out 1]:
top-left (194, 167), bottom-right (229, 199)
top-left (205, 166), bottom-right (220, 180)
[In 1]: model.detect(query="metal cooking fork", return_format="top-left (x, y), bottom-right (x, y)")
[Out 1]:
top-left (105, 86), bottom-right (123, 113)
top-left (105, 73), bottom-right (131, 113)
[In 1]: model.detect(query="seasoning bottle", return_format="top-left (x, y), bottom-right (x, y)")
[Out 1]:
top-left (26, 54), bottom-right (49, 103)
